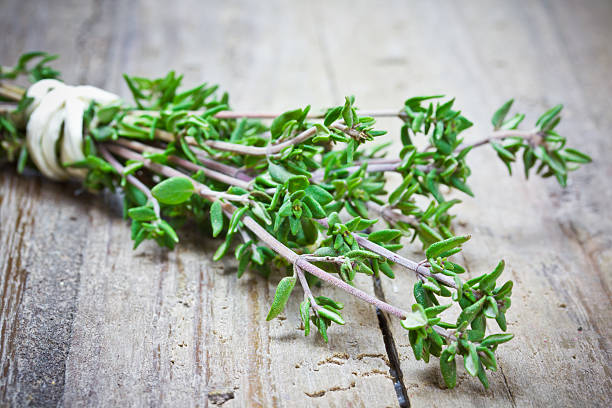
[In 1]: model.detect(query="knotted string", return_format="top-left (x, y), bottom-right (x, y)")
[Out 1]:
top-left (25, 79), bottom-right (120, 180)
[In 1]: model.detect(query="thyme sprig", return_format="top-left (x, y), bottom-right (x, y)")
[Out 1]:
top-left (0, 52), bottom-right (591, 390)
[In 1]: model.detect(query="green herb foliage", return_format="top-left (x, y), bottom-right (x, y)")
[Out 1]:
top-left (0, 53), bottom-right (592, 390)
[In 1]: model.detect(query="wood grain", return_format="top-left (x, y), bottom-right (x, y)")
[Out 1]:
top-left (1, 0), bottom-right (611, 407)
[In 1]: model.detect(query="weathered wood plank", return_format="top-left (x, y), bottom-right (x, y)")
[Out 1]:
top-left (2, 0), bottom-right (611, 407)
top-left (374, 0), bottom-right (612, 406)
top-left (2, 0), bottom-right (400, 406)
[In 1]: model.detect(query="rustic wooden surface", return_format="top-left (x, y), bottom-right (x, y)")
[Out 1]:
top-left (1, 0), bottom-right (611, 407)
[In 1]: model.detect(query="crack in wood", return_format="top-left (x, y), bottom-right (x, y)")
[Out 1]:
top-left (304, 381), bottom-right (356, 398)
top-left (372, 275), bottom-right (410, 408)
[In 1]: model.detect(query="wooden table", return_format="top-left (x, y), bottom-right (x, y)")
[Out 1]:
top-left (1, 1), bottom-right (611, 406)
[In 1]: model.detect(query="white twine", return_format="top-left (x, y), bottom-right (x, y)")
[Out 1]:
top-left (25, 79), bottom-right (121, 180)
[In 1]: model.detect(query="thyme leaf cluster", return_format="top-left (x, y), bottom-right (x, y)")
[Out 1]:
top-left (0, 52), bottom-right (591, 389)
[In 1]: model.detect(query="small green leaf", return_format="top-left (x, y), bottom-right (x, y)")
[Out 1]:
top-left (315, 296), bottom-right (344, 310)
top-left (491, 99), bottom-right (514, 129)
top-left (316, 316), bottom-right (329, 342)
top-left (450, 176), bottom-right (474, 197)
top-left (266, 276), bottom-right (297, 321)
top-left (464, 342), bottom-right (479, 377)
top-left (496, 311), bottom-right (507, 331)
top-left (478, 260), bottom-right (505, 293)
top-left (457, 297), bottom-right (486, 327)
top-left (210, 200), bottom-right (224, 237)
top-left (560, 148), bottom-right (592, 164)
top-left (268, 162), bottom-right (293, 184)
top-left (480, 333), bottom-right (514, 348)
top-left (491, 141), bottom-right (515, 161)
top-left (300, 299), bottom-right (311, 336)
top-left (158, 220), bottom-right (179, 244)
top-left (440, 348), bottom-right (457, 388)
top-left (271, 108), bottom-right (304, 139)
top-left (128, 206), bottom-right (157, 221)
top-left (151, 177), bottom-right (195, 205)
top-left (368, 229), bottom-right (402, 243)
top-left (213, 240), bottom-right (229, 261)
top-left (342, 96), bottom-right (354, 127)
top-left (305, 185), bottom-right (334, 205)
top-left (287, 175), bottom-right (309, 193)
top-left (426, 235), bottom-right (470, 259)
top-left (401, 304), bottom-right (428, 330)
top-left (484, 296), bottom-right (499, 318)
top-left (425, 303), bottom-right (452, 318)
top-left (477, 361), bottom-right (490, 389)
top-left (303, 195), bottom-right (326, 218)
top-left (17, 145), bottom-right (28, 174)
top-left (324, 106), bottom-right (343, 127)
top-left (317, 307), bottom-right (345, 325)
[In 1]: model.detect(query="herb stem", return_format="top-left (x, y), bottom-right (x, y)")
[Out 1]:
top-left (367, 201), bottom-right (418, 227)
top-left (457, 128), bottom-right (539, 152)
top-left (130, 109), bottom-right (407, 120)
top-left (98, 144), bottom-right (161, 218)
top-left (154, 121), bottom-right (366, 157)
top-left (111, 139), bottom-right (252, 190)
top-left (294, 262), bottom-right (319, 311)
top-left (104, 144), bottom-right (251, 204)
top-left (0, 84), bottom-right (23, 101)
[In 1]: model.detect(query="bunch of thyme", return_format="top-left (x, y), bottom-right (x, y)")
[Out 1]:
top-left (0, 52), bottom-right (591, 389)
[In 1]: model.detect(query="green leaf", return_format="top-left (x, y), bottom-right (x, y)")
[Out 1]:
top-left (477, 361), bottom-right (490, 389)
top-left (345, 249), bottom-right (379, 259)
top-left (287, 175), bottom-right (309, 193)
top-left (491, 99), bottom-right (514, 129)
top-left (426, 235), bottom-right (471, 259)
top-left (270, 108), bottom-right (304, 139)
top-left (300, 299), bottom-right (311, 336)
top-left (305, 185), bottom-right (334, 205)
top-left (496, 311), bottom-right (507, 331)
top-left (389, 174), bottom-right (414, 205)
top-left (368, 229), bottom-right (402, 243)
top-left (536, 104), bottom-right (563, 130)
top-left (324, 106), bottom-right (343, 127)
top-left (478, 260), bottom-right (505, 293)
top-left (17, 145), bottom-right (28, 174)
top-left (228, 206), bottom-right (247, 235)
top-left (440, 348), bottom-right (457, 388)
top-left (342, 96), bottom-right (354, 127)
top-left (491, 142), bottom-right (515, 161)
top-left (412, 112), bottom-right (424, 132)
top-left (151, 177), bottom-right (195, 205)
top-left (480, 333), bottom-right (514, 348)
top-left (303, 195), bottom-right (326, 218)
top-left (158, 220), bottom-right (179, 244)
top-left (484, 296), bottom-right (499, 318)
top-left (213, 240), bottom-right (229, 261)
top-left (128, 206), bottom-right (157, 221)
top-left (425, 170), bottom-right (444, 203)
top-left (413, 280), bottom-right (431, 307)
top-left (400, 304), bottom-right (428, 330)
top-left (317, 307), bottom-right (345, 325)
top-left (315, 296), bottom-right (344, 310)
top-left (456, 297), bottom-right (486, 327)
top-left (501, 113), bottom-right (525, 130)
top-left (266, 276), bottom-right (297, 321)
top-left (560, 148), bottom-right (592, 164)
top-left (464, 342), bottom-right (479, 377)
top-left (425, 303), bottom-right (452, 318)
top-left (450, 176), bottom-right (474, 197)
top-left (477, 346), bottom-right (498, 371)
top-left (210, 200), bottom-right (224, 237)
top-left (268, 162), bottom-right (294, 184)
top-left (316, 316), bottom-right (329, 342)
